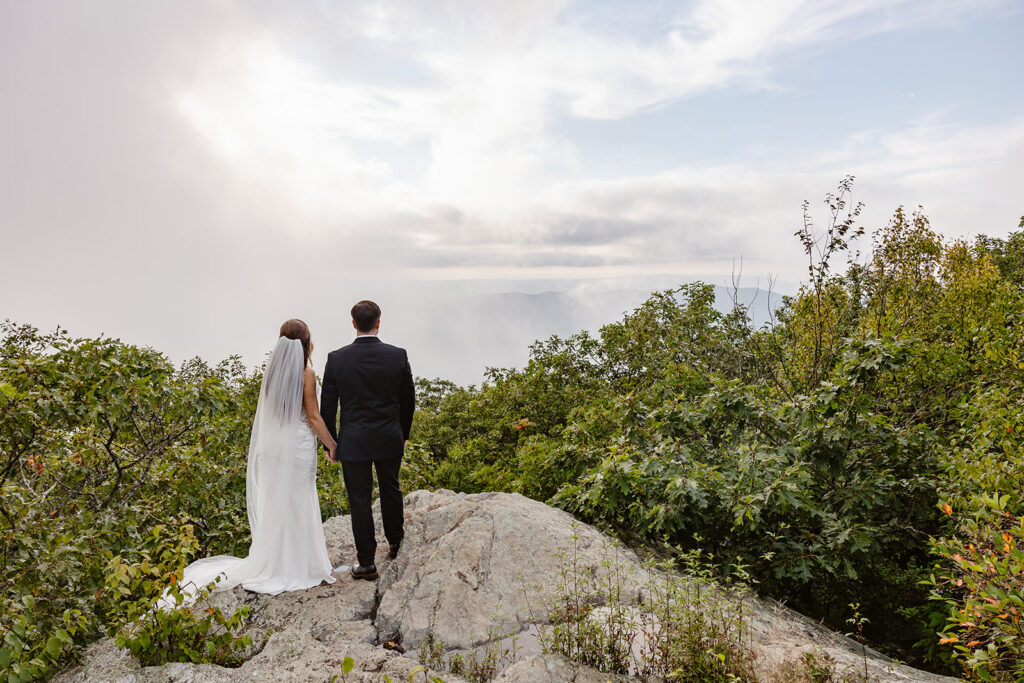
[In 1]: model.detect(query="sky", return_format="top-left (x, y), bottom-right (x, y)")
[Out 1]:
top-left (1, 0), bottom-right (1022, 384)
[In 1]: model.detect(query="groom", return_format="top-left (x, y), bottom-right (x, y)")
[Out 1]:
top-left (320, 300), bottom-right (415, 580)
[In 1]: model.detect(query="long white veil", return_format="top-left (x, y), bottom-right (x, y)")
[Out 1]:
top-left (161, 336), bottom-right (334, 607)
top-left (246, 337), bottom-right (305, 543)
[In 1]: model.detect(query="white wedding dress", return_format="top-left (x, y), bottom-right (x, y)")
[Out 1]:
top-left (165, 337), bottom-right (336, 606)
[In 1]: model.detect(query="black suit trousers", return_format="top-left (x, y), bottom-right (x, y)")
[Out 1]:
top-left (341, 457), bottom-right (404, 566)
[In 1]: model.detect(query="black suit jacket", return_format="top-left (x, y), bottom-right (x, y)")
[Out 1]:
top-left (320, 336), bottom-right (415, 462)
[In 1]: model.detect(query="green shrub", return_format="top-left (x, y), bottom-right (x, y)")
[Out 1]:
top-left (418, 629), bottom-right (521, 683)
top-left (112, 582), bottom-right (251, 668)
top-left (929, 495), bottom-right (1024, 681)
top-left (0, 323), bottom-right (286, 678)
top-left (102, 522), bottom-right (252, 667)
top-left (538, 528), bottom-right (756, 681)
top-left (0, 601), bottom-right (87, 683)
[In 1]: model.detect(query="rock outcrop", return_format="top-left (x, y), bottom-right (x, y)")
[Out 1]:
top-left (57, 490), bottom-right (955, 682)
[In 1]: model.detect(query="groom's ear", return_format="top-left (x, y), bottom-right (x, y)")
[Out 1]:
top-left (352, 319), bottom-right (358, 331)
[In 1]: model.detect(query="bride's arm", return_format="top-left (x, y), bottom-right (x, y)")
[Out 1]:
top-left (303, 368), bottom-right (337, 455)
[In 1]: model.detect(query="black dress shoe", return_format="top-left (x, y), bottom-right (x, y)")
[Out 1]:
top-left (388, 541), bottom-right (401, 559)
top-left (351, 563), bottom-right (378, 581)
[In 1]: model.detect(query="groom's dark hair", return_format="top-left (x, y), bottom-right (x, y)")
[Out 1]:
top-left (352, 300), bottom-right (381, 333)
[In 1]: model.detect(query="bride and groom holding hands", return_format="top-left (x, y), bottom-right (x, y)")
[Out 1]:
top-left (174, 300), bottom-right (414, 600)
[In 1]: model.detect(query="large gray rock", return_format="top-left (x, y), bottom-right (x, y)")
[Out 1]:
top-left (57, 489), bottom-right (954, 682)
top-left (375, 489), bottom-right (641, 650)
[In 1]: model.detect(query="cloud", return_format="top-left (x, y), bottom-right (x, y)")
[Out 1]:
top-left (381, 113), bottom-right (1024, 282)
top-left (1, 0), bottom-right (1020, 382)
top-left (164, 0), bottom-right (1016, 251)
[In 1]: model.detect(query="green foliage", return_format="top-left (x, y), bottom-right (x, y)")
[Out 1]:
top-left (409, 282), bottom-right (733, 501)
top-left (328, 655), bottom-right (357, 682)
top-left (418, 629), bottom-right (521, 683)
top-left (557, 336), bottom-right (943, 644)
top-left (0, 603), bottom-right (86, 683)
top-left (0, 322), bottom-right (346, 679)
top-left (405, 182), bottom-right (1024, 673)
top-left (924, 331), bottom-right (1024, 678)
top-left (773, 650), bottom-right (866, 683)
top-left (538, 530), bottom-right (758, 681)
top-left (975, 224), bottom-right (1024, 288)
top-left (928, 495), bottom-right (1024, 681)
top-left (103, 524), bottom-right (251, 667)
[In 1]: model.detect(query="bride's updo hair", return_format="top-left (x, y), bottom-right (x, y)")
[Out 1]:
top-left (279, 319), bottom-right (313, 366)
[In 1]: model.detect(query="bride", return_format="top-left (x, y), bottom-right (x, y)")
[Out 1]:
top-left (170, 319), bottom-right (338, 602)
